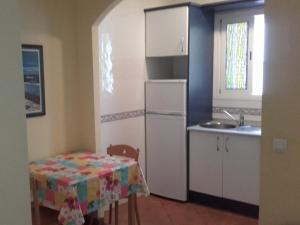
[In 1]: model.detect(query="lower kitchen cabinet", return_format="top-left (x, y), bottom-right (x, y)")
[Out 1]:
top-left (223, 134), bottom-right (260, 205)
top-left (189, 131), bottom-right (261, 205)
top-left (189, 132), bottom-right (222, 197)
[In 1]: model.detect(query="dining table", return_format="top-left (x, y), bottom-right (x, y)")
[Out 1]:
top-left (29, 151), bottom-right (149, 225)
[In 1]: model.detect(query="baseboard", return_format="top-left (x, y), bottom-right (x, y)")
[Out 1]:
top-left (188, 191), bottom-right (259, 218)
top-left (150, 193), bottom-right (188, 203)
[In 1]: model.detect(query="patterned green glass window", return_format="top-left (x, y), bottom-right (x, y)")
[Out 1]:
top-left (225, 22), bottom-right (248, 90)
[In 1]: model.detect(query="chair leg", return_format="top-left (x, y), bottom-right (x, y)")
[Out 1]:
top-left (134, 195), bottom-right (141, 225)
top-left (32, 178), bottom-right (41, 225)
top-left (88, 211), bottom-right (97, 225)
top-left (128, 195), bottom-right (135, 225)
top-left (109, 203), bottom-right (112, 224)
top-left (115, 201), bottom-right (119, 225)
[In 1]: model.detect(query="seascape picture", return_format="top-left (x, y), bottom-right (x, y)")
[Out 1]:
top-left (22, 45), bottom-right (45, 117)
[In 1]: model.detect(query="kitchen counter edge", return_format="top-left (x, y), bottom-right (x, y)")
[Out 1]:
top-left (187, 125), bottom-right (261, 137)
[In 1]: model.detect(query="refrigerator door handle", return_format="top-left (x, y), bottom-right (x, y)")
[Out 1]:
top-left (146, 111), bottom-right (185, 116)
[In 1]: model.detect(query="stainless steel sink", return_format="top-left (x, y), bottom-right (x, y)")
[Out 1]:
top-left (200, 121), bottom-right (236, 129)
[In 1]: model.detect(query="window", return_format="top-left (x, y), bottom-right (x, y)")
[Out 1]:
top-left (214, 8), bottom-right (265, 100)
top-left (252, 14), bottom-right (265, 95)
top-left (225, 21), bottom-right (248, 90)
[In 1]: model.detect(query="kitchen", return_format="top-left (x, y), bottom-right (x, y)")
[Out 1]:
top-left (98, 0), bottom-right (265, 223)
top-left (2, 0), bottom-right (298, 225)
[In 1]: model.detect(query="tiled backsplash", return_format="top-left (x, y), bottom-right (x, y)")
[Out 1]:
top-left (213, 106), bottom-right (261, 116)
top-left (101, 109), bottom-right (145, 123)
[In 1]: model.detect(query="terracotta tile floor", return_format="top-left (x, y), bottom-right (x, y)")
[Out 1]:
top-left (33, 196), bottom-right (258, 225)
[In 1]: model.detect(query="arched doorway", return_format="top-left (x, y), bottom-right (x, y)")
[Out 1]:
top-left (92, 0), bottom-right (174, 172)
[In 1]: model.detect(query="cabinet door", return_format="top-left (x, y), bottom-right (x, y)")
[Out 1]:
top-left (223, 135), bottom-right (260, 205)
top-left (189, 131), bottom-right (223, 197)
top-left (146, 7), bottom-right (189, 57)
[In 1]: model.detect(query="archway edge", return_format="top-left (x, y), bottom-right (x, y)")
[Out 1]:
top-left (75, 0), bottom-right (123, 151)
top-left (91, 0), bottom-right (122, 153)
top-left (92, 0), bottom-right (122, 27)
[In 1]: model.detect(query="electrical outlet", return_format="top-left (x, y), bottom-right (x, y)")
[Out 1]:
top-left (272, 138), bottom-right (288, 153)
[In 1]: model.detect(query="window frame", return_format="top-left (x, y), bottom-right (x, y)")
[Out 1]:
top-left (214, 8), bottom-right (264, 101)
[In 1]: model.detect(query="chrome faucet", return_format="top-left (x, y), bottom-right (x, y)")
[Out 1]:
top-left (223, 110), bottom-right (245, 127)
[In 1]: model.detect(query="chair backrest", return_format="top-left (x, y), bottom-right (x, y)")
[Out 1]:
top-left (107, 144), bottom-right (140, 162)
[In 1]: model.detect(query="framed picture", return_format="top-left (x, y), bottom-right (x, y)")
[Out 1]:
top-left (22, 44), bottom-right (45, 117)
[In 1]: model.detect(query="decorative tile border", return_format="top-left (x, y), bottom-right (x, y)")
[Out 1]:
top-left (101, 107), bottom-right (260, 123)
top-left (213, 106), bottom-right (261, 116)
top-left (101, 109), bottom-right (145, 123)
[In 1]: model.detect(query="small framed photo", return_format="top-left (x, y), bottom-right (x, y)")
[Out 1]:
top-left (22, 45), bottom-right (46, 117)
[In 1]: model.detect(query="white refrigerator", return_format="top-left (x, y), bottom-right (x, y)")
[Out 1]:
top-left (145, 79), bottom-right (187, 201)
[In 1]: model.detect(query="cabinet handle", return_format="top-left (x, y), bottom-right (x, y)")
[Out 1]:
top-left (225, 137), bottom-right (230, 152)
top-left (217, 136), bottom-right (220, 151)
top-left (180, 37), bottom-right (184, 53)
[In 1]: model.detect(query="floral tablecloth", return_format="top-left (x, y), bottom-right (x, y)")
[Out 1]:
top-left (29, 152), bottom-right (149, 225)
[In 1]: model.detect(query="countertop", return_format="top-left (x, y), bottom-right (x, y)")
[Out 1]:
top-left (187, 125), bottom-right (261, 137)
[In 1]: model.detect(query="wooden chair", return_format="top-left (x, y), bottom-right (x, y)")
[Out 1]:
top-left (107, 144), bottom-right (141, 225)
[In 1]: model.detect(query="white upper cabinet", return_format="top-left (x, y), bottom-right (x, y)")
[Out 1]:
top-left (146, 7), bottom-right (189, 57)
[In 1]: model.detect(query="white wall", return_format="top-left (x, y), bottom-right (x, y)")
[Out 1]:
top-left (0, 0), bottom-right (32, 224)
top-left (260, 1), bottom-right (300, 224)
top-left (98, 0), bottom-right (177, 173)
top-left (20, 0), bottom-right (82, 161)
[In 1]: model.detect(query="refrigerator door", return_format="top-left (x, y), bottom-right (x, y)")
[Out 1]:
top-left (146, 113), bottom-right (187, 201)
top-left (146, 80), bottom-right (186, 115)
